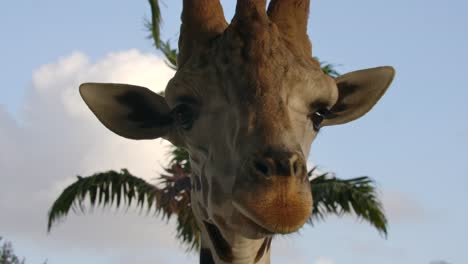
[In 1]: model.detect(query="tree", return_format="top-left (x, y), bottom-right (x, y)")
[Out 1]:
top-left (0, 237), bottom-right (25, 264)
top-left (47, 0), bottom-right (387, 252)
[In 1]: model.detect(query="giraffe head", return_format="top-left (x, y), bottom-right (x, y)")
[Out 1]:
top-left (79, 0), bottom-right (394, 240)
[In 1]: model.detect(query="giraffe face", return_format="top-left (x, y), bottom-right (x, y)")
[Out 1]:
top-left (79, 0), bottom-right (395, 240)
top-left (161, 28), bottom-right (338, 237)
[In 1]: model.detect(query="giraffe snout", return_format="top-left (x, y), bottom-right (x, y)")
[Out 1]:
top-left (250, 149), bottom-right (307, 180)
top-left (231, 147), bottom-right (312, 235)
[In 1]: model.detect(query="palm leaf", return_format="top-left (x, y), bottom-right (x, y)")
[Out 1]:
top-left (47, 168), bottom-right (200, 250)
top-left (159, 40), bottom-right (178, 70)
top-left (320, 63), bottom-right (340, 77)
top-left (48, 169), bottom-right (159, 231)
top-left (158, 163), bottom-right (200, 250)
top-left (145, 0), bottom-right (178, 70)
top-left (308, 170), bottom-right (388, 236)
top-left (145, 0), bottom-right (161, 48)
top-left (315, 58), bottom-right (341, 78)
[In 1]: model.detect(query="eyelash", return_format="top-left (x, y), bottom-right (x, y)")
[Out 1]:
top-left (172, 104), bottom-right (195, 130)
top-left (309, 108), bottom-right (331, 131)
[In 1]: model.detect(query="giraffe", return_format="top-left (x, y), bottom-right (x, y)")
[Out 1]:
top-left (79, 0), bottom-right (395, 263)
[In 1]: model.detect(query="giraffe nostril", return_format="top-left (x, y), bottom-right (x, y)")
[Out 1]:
top-left (249, 151), bottom-right (306, 178)
top-left (288, 153), bottom-right (300, 176)
top-left (291, 157), bottom-right (304, 178)
top-left (292, 159), bottom-right (299, 176)
top-left (253, 159), bottom-right (271, 176)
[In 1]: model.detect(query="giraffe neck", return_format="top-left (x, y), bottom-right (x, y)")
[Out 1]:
top-left (199, 221), bottom-right (272, 264)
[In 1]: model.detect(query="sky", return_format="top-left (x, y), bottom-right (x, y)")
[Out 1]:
top-left (0, 0), bottom-right (467, 263)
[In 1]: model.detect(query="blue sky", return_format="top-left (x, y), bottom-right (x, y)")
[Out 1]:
top-left (1, 1), bottom-right (467, 263)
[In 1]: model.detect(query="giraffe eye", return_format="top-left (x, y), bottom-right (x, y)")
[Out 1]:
top-left (310, 108), bottom-right (331, 131)
top-left (173, 104), bottom-right (195, 130)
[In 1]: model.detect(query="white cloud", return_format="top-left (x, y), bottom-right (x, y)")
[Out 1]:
top-left (0, 50), bottom-right (198, 263)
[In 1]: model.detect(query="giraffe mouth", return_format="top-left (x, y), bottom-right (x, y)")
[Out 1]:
top-left (232, 176), bottom-right (312, 235)
top-left (233, 198), bottom-right (311, 234)
top-left (233, 201), bottom-right (276, 235)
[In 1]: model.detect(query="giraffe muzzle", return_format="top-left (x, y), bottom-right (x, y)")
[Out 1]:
top-left (232, 148), bottom-right (312, 234)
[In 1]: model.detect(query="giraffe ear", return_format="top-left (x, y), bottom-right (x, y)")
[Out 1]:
top-left (322, 66), bottom-right (395, 126)
top-left (79, 83), bottom-right (174, 140)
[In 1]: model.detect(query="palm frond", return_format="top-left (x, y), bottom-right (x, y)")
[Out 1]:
top-left (170, 146), bottom-right (190, 171)
top-left (145, 0), bottom-right (161, 48)
top-left (308, 170), bottom-right (388, 236)
top-left (314, 57), bottom-right (341, 78)
top-left (320, 62), bottom-right (340, 78)
top-left (145, 0), bottom-right (178, 69)
top-left (158, 163), bottom-right (199, 250)
top-left (48, 169), bottom-right (161, 231)
top-left (47, 168), bottom-right (200, 250)
top-left (159, 40), bottom-right (178, 70)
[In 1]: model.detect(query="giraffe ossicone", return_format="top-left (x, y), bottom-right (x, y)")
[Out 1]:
top-left (79, 0), bottom-right (395, 263)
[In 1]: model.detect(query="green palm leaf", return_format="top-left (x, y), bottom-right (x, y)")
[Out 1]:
top-left (320, 62), bottom-right (340, 77)
top-left (309, 170), bottom-right (388, 236)
top-left (158, 40), bottom-right (178, 70)
top-left (48, 169), bottom-right (160, 232)
top-left (47, 167), bottom-right (200, 250)
top-left (145, 0), bottom-right (161, 48)
top-left (145, 0), bottom-right (178, 70)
